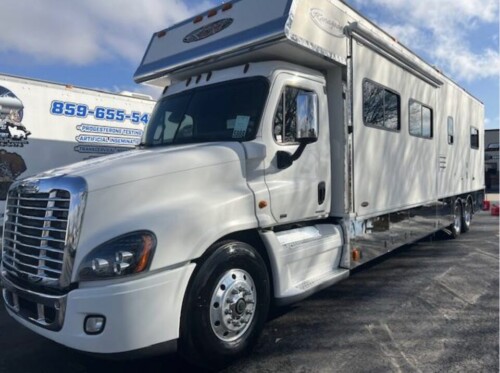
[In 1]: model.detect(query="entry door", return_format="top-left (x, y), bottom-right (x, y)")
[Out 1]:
top-left (438, 116), bottom-right (456, 197)
top-left (262, 73), bottom-right (330, 224)
top-left (469, 126), bottom-right (481, 191)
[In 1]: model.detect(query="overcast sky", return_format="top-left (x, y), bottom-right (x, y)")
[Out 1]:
top-left (0, 0), bottom-right (498, 128)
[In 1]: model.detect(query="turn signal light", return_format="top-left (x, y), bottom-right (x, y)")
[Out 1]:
top-left (135, 235), bottom-right (155, 273)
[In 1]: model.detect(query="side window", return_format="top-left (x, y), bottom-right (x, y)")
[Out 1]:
top-left (274, 86), bottom-right (314, 144)
top-left (447, 116), bottom-right (454, 145)
top-left (362, 80), bottom-right (401, 131)
top-left (409, 100), bottom-right (433, 139)
top-left (470, 127), bottom-right (479, 149)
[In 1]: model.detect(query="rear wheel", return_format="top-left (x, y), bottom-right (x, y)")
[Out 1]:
top-left (461, 197), bottom-right (473, 233)
top-left (179, 240), bottom-right (270, 370)
top-left (449, 200), bottom-right (462, 239)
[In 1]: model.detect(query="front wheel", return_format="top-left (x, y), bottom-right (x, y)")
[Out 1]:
top-left (179, 240), bottom-right (270, 369)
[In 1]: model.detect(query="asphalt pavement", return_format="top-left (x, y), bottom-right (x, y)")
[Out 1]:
top-left (0, 212), bottom-right (498, 373)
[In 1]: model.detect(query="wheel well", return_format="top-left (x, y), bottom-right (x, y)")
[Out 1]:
top-left (213, 229), bottom-right (274, 297)
top-left (456, 195), bottom-right (474, 213)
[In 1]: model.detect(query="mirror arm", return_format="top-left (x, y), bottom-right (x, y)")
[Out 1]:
top-left (291, 141), bottom-right (308, 161)
top-left (276, 141), bottom-right (309, 169)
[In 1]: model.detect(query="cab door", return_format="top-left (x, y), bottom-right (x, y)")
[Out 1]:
top-left (261, 73), bottom-right (330, 224)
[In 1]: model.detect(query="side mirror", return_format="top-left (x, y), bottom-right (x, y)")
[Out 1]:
top-left (277, 150), bottom-right (293, 169)
top-left (296, 91), bottom-right (318, 144)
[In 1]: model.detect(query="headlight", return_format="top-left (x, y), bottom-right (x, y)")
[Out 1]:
top-left (77, 231), bottom-right (156, 281)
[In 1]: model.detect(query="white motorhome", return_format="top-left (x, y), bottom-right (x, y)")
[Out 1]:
top-left (1, 0), bottom-right (484, 368)
top-left (0, 74), bottom-right (155, 224)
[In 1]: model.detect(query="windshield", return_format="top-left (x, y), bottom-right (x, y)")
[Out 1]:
top-left (143, 78), bottom-right (269, 147)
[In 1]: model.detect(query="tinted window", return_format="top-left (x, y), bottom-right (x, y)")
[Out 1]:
top-left (144, 78), bottom-right (269, 146)
top-left (470, 127), bottom-right (479, 149)
top-left (447, 116), bottom-right (454, 145)
top-left (274, 86), bottom-right (314, 144)
top-left (363, 80), bottom-right (401, 131)
top-left (409, 100), bottom-right (433, 139)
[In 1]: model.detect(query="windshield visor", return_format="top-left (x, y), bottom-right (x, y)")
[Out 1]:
top-left (143, 78), bottom-right (269, 146)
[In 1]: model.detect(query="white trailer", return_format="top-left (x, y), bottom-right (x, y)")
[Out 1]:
top-left (1, 0), bottom-right (484, 369)
top-left (0, 74), bottom-right (155, 223)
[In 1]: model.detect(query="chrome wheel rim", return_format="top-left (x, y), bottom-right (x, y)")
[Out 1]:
top-left (464, 201), bottom-right (472, 227)
top-left (210, 269), bottom-right (256, 342)
top-left (454, 203), bottom-right (461, 231)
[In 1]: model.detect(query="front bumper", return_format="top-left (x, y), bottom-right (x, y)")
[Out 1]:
top-left (2, 263), bottom-right (195, 354)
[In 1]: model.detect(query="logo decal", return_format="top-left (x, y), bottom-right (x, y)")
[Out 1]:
top-left (17, 180), bottom-right (40, 194)
top-left (183, 18), bottom-right (234, 43)
top-left (310, 8), bottom-right (344, 38)
top-left (0, 85), bottom-right (31, 148)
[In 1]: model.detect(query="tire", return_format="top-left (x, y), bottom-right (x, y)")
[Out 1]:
top-left (179, 240), bottom-right (270, 370)
top-left (461, 197), bottom-right (473, 233)
top-left (449, 200), bottom-right (463, 239)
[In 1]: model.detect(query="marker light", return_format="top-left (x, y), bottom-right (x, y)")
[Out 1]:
top-left (193, 15), bottom-right (203, 23)
top-left (352, 248), bottom-right (362, 262)
top-left (207, 9), bottom-right (217, 17)
top-left (222, 3), bottom-right (233, 11)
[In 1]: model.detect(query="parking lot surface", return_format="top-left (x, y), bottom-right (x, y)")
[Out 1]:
top-left (0, 213), bottom-right (498, 373)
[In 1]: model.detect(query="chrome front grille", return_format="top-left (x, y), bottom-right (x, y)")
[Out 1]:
top-left (1, 175), bottom-right (87, 292)
top-left (2, 190), bottom-right (70, 283)
top-left (1, 176), bottom-right (86, 330)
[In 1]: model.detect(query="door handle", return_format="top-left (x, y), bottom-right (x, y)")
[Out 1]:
top-left (318, 182), bottom-right (326, 205)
